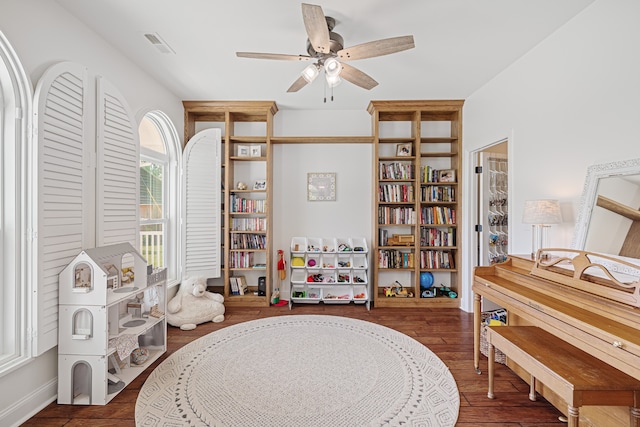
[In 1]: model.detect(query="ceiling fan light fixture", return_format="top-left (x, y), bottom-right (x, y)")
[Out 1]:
top-left (301, 63), bottom-right (320, 83)
top-left (326, 74), bottom-right (342, 88)
top-left (324, 57), bottom-right (341, 78)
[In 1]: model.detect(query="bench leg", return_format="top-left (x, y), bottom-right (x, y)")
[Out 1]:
top-left (567, 405), bottom-right (579, 427)
top-left (488, 343), bottom-right (495, 399)
top-left (529, 374), bottom-right (537, 401)
top-left (631, 406), bottom-right (640, 427)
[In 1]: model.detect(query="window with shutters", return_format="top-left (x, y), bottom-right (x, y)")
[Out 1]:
top-left (139, 111), bottom-right (181, 285)
top-left (0, 31), bottom-right (33, 374)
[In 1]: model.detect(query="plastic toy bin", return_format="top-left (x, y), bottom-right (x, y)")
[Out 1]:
top-left (350, 237), bottom-right (368, 253)
top-left (353, 285), bottom-right (368, 303)
top-left (306, 253), bottom-right (321, 268)
top-left (352, 270), bottom-right (368, 284)
top-left (290, 237), bottom-right (307, 254)
top-left (306, 237), bottom-right (322, 252)
top-left (291, 285), bottom-right (321, 303)
top-left (321, 238), bottom-right (337, 252)
top-left (321, 253), bottom-right (337, 269)
top-left (352, 254), bottom-right (368, 269)
top-left (337, 269), bottom-right (351, 284)
top-left (290, 269), bottom-right (306, 284)
top-left (290, 254), bottom-right (306, 268)
top-left (322, 286), bottom-right (353, 304)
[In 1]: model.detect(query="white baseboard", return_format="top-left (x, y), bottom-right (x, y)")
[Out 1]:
top-left (0, 378), bottom-right (57, 427)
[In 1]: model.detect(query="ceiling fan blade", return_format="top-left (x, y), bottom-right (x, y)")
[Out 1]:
top-left (302, 3), bottom-right (331, 54)
top-left (338, 35), bottom-right (415, 61)
top-left (236, 52), bottom-right (313, 61)
top-left (287, 75), bottom-right (310, 92)
top-left (340, 63), bottom-right (378, 90)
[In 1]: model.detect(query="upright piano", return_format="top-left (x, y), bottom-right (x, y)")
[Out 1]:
top-left (473, 249), bottom-right (640, 425)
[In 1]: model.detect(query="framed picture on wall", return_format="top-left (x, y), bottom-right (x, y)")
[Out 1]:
top-left (307, 172), bottom-right (336, 201)
top-left (396, 143), bottom-right (412, 157)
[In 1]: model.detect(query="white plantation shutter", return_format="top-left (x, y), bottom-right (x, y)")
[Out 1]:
top-left (32, 62), bottom-right (90, 355)
top-left (96, 76), bottom-right (139, 247)
top-left (182, 128), bottom-right (221, 278)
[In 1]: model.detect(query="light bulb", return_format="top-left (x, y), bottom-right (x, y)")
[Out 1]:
top-left (301, 63), bottom-right (319, 83)
top-left (324, 58), bottom-right (341, 78)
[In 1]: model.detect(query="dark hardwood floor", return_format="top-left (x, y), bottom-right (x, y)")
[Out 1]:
top-left (22, 305), bottom-right (564, 426)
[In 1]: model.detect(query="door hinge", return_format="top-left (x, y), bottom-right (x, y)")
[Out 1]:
top-left (475, 224), bottom-right (483, 232)
top-left (475, 166), bottom-right (483, 173)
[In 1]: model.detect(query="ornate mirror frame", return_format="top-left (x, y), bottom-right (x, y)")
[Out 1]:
top-left (572, 157), bottom-right (640, 251)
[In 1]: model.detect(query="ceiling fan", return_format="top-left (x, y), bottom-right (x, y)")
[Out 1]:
top-left (236, 3), bottom-right (415, 96)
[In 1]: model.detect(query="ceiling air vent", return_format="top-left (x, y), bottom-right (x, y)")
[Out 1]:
top-left (144, 33), bottom-right (175, 54)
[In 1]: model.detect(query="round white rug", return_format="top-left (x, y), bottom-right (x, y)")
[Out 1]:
top-left (135, 315), bottom-right (459, 426)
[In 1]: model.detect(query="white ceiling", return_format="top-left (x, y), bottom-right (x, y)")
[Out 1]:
top-left (55, 0), bottom-right (595, 111)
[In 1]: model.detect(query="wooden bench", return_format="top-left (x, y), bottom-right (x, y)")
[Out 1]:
top-left (486, 326), bottom-right (640, 427)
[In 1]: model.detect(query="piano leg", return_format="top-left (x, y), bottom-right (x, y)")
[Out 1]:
top-left (529, 374), bottom-right (537, 401)
top-left (631, 404), bottom-right (640, 427)
top-left (487, 343), bottom-right (495, 399)
top-left (474, 293), bottom-right (482, 374)
top-left (567, 406), bottom-right (579, 427)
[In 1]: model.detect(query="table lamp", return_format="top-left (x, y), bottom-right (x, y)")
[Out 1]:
top-left (522, 199), bottom-right (562, 259)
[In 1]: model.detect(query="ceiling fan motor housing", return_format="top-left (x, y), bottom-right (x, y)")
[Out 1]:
top-left (306, 16), bottom-right (343, 58)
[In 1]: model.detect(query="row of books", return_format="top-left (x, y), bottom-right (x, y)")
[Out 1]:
top-left (378, 184), bottom-right (415, 203)
top-left (230, 195), bottom-right (267, 213)
top-left (377, 249), bottom-right (415, 269)
top-left (420, 185), bottom-right (455, 202)
top-left (378, 206), bottom-right (416, 225)
top-left (420, 206), bottom-right (456, 225)
top-left (230, 233), bottom-right (266, 250)
top-left (231, 217), bottom-right (267, 231)
top-left (420, 250), bottom-right (455, 269)
top-left (379, 162), bottom-right (415, 180)
top-left (230, 276), bottom-right (249, 295)
top-left (420, 227), bottom-right (456, 247)
top-left (229, 251), bottom-right (253, 268)
top-left (420, 166), bottom-right (456, 183)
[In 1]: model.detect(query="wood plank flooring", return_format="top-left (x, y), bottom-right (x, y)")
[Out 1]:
top-left (21, 305), bottom-right (565, 426)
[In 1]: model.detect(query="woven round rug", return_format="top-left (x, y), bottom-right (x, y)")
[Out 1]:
top-left (135, 315), bottom-right (459, 426)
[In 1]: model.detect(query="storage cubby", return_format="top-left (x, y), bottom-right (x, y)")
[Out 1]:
top-left (288, 237), bottom-right (370, 309)
top-left (57, 243), bottom-right (167, 405)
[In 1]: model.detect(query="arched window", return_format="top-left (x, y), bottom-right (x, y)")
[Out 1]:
top-left (0, 30), bottom-right (33, 373)
top-left (139, 111), bottom-right (181, 285)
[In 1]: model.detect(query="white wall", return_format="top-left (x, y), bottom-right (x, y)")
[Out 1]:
top-left (271, 110), bottom-right (373, 293)
top-left (461, 0), bottom-right (640, 310)
top-left (0, 1), bottom-right (183, 425)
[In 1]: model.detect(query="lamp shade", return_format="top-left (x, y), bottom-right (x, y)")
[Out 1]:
top-left (301, 63), bottom-right (320, 83)
top-left (522, 199), bottom-right (562, 225)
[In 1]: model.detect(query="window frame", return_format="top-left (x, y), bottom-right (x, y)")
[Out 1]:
top-left (138, 111), bottom-right (181, 287)
top-left (0, 30), bottom-right (34, 376)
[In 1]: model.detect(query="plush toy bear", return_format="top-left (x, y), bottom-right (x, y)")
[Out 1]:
top-left (166, 277), bottom-right (225, 330)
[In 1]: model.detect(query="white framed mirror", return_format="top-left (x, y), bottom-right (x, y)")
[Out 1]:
top-left (572, 158), bottom-right (640, 258)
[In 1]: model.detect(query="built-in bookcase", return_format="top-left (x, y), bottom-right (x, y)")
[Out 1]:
top-left (368, 100), bottom-right (464, 308)
top-left (183, 101), bottom-right (277, 307)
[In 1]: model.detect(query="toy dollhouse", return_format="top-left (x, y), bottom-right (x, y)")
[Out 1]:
top-left (57, 242), bottom-right (166, 405)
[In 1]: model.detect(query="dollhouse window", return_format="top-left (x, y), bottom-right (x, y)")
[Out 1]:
top-left (71, 309), bottom-right (93, 340)
top-left (73, 262), bottom-right (93, 293)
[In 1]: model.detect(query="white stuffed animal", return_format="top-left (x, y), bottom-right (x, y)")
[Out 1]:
top-left (167, 277), bottom-right (225, 330)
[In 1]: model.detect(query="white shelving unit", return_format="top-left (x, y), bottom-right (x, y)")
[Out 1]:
top-left (288, 237), bottom-right (370, 310)
top-left (57, 243), bottom-right (167, 405)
